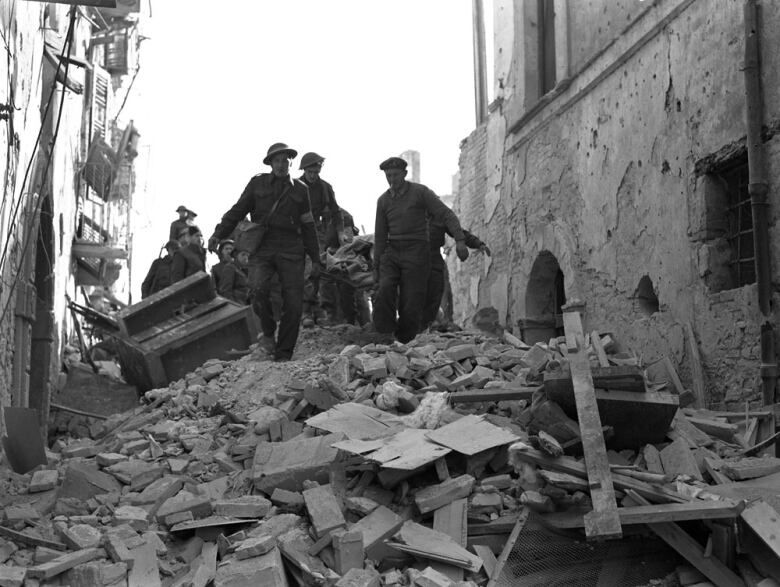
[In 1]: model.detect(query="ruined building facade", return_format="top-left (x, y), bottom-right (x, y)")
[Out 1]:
top-left (0, 1), bottom-right (143, 434)
top-left (452, 0), bottom-right (780, 407)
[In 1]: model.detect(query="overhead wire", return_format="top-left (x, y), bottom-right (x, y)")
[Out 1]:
top-left (0, 7), bottom-right (76, 276)
top-left (0, 7), bottom-right (76, 326)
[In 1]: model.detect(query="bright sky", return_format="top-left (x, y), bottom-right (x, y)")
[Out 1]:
top-left (129, 0), bottom-right (477, 300)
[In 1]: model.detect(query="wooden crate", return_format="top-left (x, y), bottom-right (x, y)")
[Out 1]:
top-left (116, 271), bottom-right (216, 337)
top-left (114, 272), bottom-right (258, 390)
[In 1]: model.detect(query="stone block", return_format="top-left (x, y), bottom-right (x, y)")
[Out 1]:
top-left (4, 504), bottom-right (40, 524)
top-left (96, 453), bottom-right (128, 468)
top-left (252, 433), bottom-right (343, 494)
top-left (59, 462), bottom-right (122, 500)
top-left (0, 566), bottom-right (26, 587)
top-left (470, 492), bottom-right (502, 515)
top-left (60, 439), bottom-right (99, 459)
top-left (235, 534), bottom-right (276, 560)
top-left (214, 547), bottom-right (288, 587)
top-left (335, 567), bottom-right (380, 587)
top-left (112, 505), bottom-right (150, 532)
top-left (28, 469), bottom-right (58, 493)
top-left (270, 488), bottom-right (304, 510)
top-left (444, 344), bottom-right (476, 361)
top-left (60, 524), bottom-right (102, 550)
top-left (105, 460), bottom-right (165, 491)
top-left (156, 494), bottom-right (213, 523)
top-left (303, 484), bottom-right (346, 538)
top-left (354, 355), bottom-right (388, 379)
top-left (214, 496), bottom-right (272, 519)
top-left (345, 496), bottom-right (379, 516)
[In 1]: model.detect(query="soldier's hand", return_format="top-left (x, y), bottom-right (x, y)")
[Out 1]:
top-left (310, 261), bottom-right (322, 281)
top-left (480, 244), bottom-right (492, 257)
top-left (455, 241), bottom-right (470, 262)
top-left (207, 235), bottom-right (220, 253)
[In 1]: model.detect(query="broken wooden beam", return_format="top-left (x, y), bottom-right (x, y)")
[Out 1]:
top-left (625, 491), bottom-right (745, 587)
top-left (562, 311), bottom-right (622, 540)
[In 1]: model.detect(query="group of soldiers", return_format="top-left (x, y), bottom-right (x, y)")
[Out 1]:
top-left (142, 142), bottom-right (489, 362)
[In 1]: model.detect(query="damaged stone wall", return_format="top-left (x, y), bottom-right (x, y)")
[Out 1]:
top-left (0, 2), bottom-right (45, 418)
top-left (452, 0), bottom-right (780, 408)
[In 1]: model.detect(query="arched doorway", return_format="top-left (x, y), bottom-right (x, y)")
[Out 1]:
top-left (521, 250), bottom-right (566, 344)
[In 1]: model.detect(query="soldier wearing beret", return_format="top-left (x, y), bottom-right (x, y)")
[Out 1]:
top-left (372, 156), bottom-right (469, 343)
top-left (208, 143), bottom-right (321, 361)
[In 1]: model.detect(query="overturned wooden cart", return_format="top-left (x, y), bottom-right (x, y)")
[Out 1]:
top-left (114, 271), bottom-right (258, 391)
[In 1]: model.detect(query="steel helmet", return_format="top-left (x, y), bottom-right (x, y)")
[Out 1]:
top-left (299, 152), bottom-right (325, 170)
top-left (263, 143), bottom-right (298, 165)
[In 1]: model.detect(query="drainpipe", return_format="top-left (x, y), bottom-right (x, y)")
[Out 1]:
top-left (743, 0), bottom-right (777, 409)
top-left (472, 0), bottom-right (488, 126)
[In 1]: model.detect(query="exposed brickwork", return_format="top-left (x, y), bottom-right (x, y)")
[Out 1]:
top-left (452, 0), bottom-right (780, 408)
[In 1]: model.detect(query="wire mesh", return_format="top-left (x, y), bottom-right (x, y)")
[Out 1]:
top-left (494, 511), bottom-right (680, 587)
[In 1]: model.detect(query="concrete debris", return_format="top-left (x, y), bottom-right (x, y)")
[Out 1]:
top-left (1, 325), bottom-right (778, 586)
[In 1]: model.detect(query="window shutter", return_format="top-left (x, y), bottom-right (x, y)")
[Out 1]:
top-left (89, 64), bottom-right (110, 141)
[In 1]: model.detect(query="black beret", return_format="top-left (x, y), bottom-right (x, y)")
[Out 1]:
top-left (379, 157), bottom-right (407, 171)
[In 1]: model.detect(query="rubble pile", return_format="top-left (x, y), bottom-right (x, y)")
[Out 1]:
top-left (1, 319), bottom-right (779, 587)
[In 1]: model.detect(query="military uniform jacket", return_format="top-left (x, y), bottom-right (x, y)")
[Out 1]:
top-left (374, 181), bottom-right (465, 264)
top-left (213, 173), bottom-right (319, 262)
top-left (170, 243), bottom-right (205, 282)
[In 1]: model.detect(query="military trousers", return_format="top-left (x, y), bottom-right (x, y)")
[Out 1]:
top-left (372, 240), bottom-right (431, 343)
top-left (248, 239), bottom-right (305, 360)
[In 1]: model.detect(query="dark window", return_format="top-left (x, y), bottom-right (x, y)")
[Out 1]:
top-left (538, 0), bottom-right (556, 95)
top-left (703, 159), bottom-right (755, 291)
top-left (720, 162), bottom-right (755, 288)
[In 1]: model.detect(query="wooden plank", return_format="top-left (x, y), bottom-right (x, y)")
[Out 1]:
top-left (133, 298), bottom-right (227, 343)
top-left (590, 330), bottom-right (610, 367)
top-left (366, 428), bottom-right (452, 470)
top-left (415, 475), bottom-right (475, 514)
top-left (27, 548), bottom-right (105, 580)
top-left (669, 410), bottom-right (715, 448)
top-left (473, 545), bottom-right (498, 578)
top-left (449, 387), bottom-right (538, 403)
top-left (426, 414), bottom-right (519, 456)
top-left (486, 509), bottom-right (529, 587)
top-left (562, 311), bottom-right (622, 540)
top-left (721, 457), bottom-right (780, 481)
top-left (509, 446), bottom-right (686, 503)
top-left (0, 525), bottom-right (67, 551)
top-left (703, 457), bottom-right (732, 485)
top-left (740, 500), bottom-right (780, 561)
top-left (305, 403), bottom-right (405, 441)
top-left (432, 499), bottom-right (467, 581)
top-left (539, 500), bottom-right (745, 529)
top-left (388, 521), bottom-right (482, 573)
top-left (626, 491), bottom-right (745, 587)
top-left (684, 321), bottom-right (707, 409)
top-left (686, 417), bottom-right (739, 442)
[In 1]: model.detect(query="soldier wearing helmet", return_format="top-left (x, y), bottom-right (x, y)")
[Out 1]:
top-left (208, 142), bottom-right (321, 362)
top-left (297, 151), bottom-right (344, 327)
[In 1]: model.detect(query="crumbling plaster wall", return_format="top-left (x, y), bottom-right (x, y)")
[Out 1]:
top-left (0, 2), bottom-right (45, 415)
top-left (452, 0), bottom-right (780, 407)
